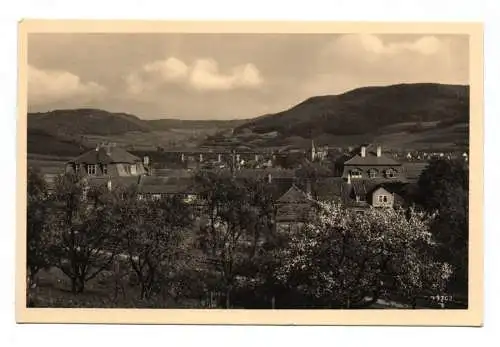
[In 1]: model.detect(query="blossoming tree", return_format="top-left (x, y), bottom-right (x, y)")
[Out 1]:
top-left (275, 202), bottom-right (453, 308)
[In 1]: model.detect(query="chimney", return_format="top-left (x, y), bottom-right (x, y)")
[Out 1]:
top-left (377, 145), bottom-right (382, 157)
top-left (361, 146), bottom-right (366, 158)
top-left (105, 143), bottom-right (112, 155)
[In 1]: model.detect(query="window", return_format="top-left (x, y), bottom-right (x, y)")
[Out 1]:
top-left (378, 195), bottom-right (389, 203)
top-left (87, 164), bottom-right (97, 175)
top-left (102, 164), bottom-right (108, 175)
top-left (130, 164), bottom-right (137, 175)
top-left (74, 164), bottom-right (80, 173)
top-left (368, 169), bottom-right (378, 178)
top-left (350, 169), bottom-right (362, 178)
top-left (385, 169), bottom-right (397, 178)
top-left (356, 195), bottom-right (366, 202)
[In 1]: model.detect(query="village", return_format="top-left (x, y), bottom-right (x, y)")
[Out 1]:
top-left (24, 31), bottom-right (471, 311)
top-left (27, 137), bottom-right (469, 310)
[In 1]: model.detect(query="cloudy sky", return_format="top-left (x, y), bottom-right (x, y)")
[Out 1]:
top-left (27, 33), bottom-right (469, 120)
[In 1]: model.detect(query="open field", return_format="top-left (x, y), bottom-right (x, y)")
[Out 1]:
top-left (28, 267), bottom-right (206, 309)
top-left (29, 267), bottom-right (465, 309)
top-left (82, 129), bottom-right (216, 150)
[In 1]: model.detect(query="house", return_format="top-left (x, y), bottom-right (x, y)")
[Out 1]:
top-left (65, 143), bottom-right (147, 177)
top-left (136, 176), bottom-right (198, 203)
top-left (274, 176), bottom-right (406, 231)
top-left (275, 184), bottom-right (316, 233)
top-left (338, 144), bottom-right (405, 181)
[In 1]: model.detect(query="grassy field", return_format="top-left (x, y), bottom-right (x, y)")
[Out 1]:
top-left (28, 267), bottom-right (207, 309)
top-left (28, 267), bottom-right (465, 309)
top-left (81, 129), bottom-right (220, 151)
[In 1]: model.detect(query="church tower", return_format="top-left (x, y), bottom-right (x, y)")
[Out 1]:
top-left (311, 139), bottom-right (316, 161)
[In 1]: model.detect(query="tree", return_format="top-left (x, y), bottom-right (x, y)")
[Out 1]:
top-left (275, 202), bottom-right (452, 308)
top-left (417, 158), bottom-right (469, 295)
top-left (26, 167), bottom-right (51, 288)
top-left (48, 174), bottom-right (122, 293)
top-left (119, 195), bottom-right (192, 300)
top-left (194, 171), bottom-right (271, 308)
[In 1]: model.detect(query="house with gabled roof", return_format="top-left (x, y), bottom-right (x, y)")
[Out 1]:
top-left (275, 184), bottom-right (317, 233)
top-left (338, 144), bottom-right (405, 181)
top-left (65, 143), bottom-right (147, 178)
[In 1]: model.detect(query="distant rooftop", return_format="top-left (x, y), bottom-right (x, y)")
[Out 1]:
top-left (69, 145), bottom-right (142, 165)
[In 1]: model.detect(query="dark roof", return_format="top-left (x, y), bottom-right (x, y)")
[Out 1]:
top-left (343, 154), bottom-right (401, 166)
top-left (276, 203), bottom-right (313, 222)
top-left (311, 177), bottom-right (409, 206)
top-left (70, 146), bottom-right (142, 164)
top-left (235, 168), bottom-right (296, 179)
top-left (137, 176), bottom-right (197, 194)
top-left (151, 168), bottom-right (192, 177)
top-left (403, 162), bottom-right (429, 181)
top-left (85, 176), bottom-right (140, 188)
top-left (312, 177), bottom-right (348, 201)
top-left (276, 184), bottom-right (310, 204)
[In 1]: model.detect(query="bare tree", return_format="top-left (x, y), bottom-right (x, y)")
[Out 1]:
top-left (194, 171), bottom-right (274, 308)
top-left (119, 195), bottom-right (192, 300)
top-left (49, 174), bottom-right (121, 293)
top-left (26, 167), bottom-right (51, 289)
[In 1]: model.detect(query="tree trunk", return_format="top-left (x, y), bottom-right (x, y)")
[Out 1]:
top-left (71, 278), bottom-right (77, 293)
top-left (225, 286), bottom-right (231, 309)
top-left (140, 283), bottom-right (147, 300)
top-left (411, 296), bottom-right (417, 309)
top-left (70, 277), bottom-right (85, 294)
top-left (27, 267), bottom-right (40, 289)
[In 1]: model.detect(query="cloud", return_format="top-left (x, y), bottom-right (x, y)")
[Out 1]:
top-left (300, 34), bottom-right (468, 97)
top-left (334, 34), bottom-right (441, 57)
top-left (28, 65), bottom-right (106, 105)
top-left (126, 56), bottom-right (263, 95)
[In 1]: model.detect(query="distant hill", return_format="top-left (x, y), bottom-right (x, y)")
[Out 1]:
top-left (28, 108), bottom-right (154, 136)
top-left (26, 108), bottom-right (250, 156)
top-left (27, 128), bottom-right (90, 157)
top-left (147, 118), bottom-right (248, 130)
top-left (235, 83), bottom-right (469, 149)
top-left (28, 108), bottom-right (247, 135)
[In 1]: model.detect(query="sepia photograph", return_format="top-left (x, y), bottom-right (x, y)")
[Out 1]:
top-left (16, 20), bottom-right (483, 325)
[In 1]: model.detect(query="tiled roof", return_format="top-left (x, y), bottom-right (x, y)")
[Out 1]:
top-left (235, 168), bottom-right (297, 179)
top-left (70, 146), bottom-right (142, 164)
top-left (276, 184), bottom-right (311, 204)
top-left (85, 176), bottom-right (141, 188)
top-left (311, 177), bottom-right (347, 201)
top-left (403, 162), bottom-right (429, 181)
top-left (343, 154), bottom-right (401, 166)
top-left (276, 203), bottom-right (313, 222)
top-left (311, 177), bottom-right (409, 206)
top-left (138, 176), bottom-right (197, 194)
